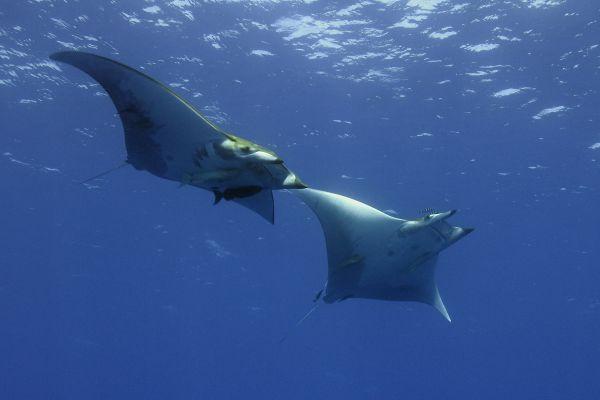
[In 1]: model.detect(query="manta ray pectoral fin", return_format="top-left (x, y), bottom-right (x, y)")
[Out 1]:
top-left (232, 189), bottom-right (275, 224)
top-left (431, 287), bottom-right (451, 322)
top-left (50, 51), bottom-right (226, 176)
top-left (406, 257), bottom-right (452, 322)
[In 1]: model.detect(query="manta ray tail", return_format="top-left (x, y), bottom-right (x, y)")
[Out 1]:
top-left (279, 303), bottom-right (321, 344)
top-left (79, 161), bottom-right (129, 184)
top-left (431, 287), bottom-right (451, 322)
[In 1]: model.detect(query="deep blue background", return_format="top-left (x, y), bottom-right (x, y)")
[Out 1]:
top-left (1, 1), bottom-right (599, 399)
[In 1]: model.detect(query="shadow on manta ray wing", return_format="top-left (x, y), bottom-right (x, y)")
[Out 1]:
top-left (50, 50), bottom-right (306, 224)
top-left (291, 188), bottom-right (474, 322)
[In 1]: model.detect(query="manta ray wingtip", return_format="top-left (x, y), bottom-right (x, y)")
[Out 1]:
top-left (49, 50), bottom-right (77, 62)
top-left (433, 294), bottom-right (452, 323)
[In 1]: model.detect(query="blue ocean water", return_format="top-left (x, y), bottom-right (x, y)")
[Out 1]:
top-left (1, 1), bottom-right (599, 399)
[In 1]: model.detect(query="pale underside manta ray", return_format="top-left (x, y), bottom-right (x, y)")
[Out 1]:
top-left (51, 51), bottom-right (306, 224)
top-left (51, 51), bottom-right (473, 321)
top-left (292, 189), bottom-right (473, 321)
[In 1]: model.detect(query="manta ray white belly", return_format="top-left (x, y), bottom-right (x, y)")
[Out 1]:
top-left (292, 188), bottom-right (473, 321)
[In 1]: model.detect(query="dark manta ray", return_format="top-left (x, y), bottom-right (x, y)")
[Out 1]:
top-left (293, 188), bottom-right (473, 321)
top-left (50, 51), bottom-right (306, 223)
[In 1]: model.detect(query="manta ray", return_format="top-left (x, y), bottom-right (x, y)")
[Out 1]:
top-left (52, 51), bottom-right (474, 321)
top-left (292, 188), bottom-right (473, 321)
top-left (50, 51), bottom-right (306, 223)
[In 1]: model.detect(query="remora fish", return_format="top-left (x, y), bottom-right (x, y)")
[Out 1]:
top-left (293, 188), bottom-right (473, 321)
top-left (51, 51), bottom-right (306, 223)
